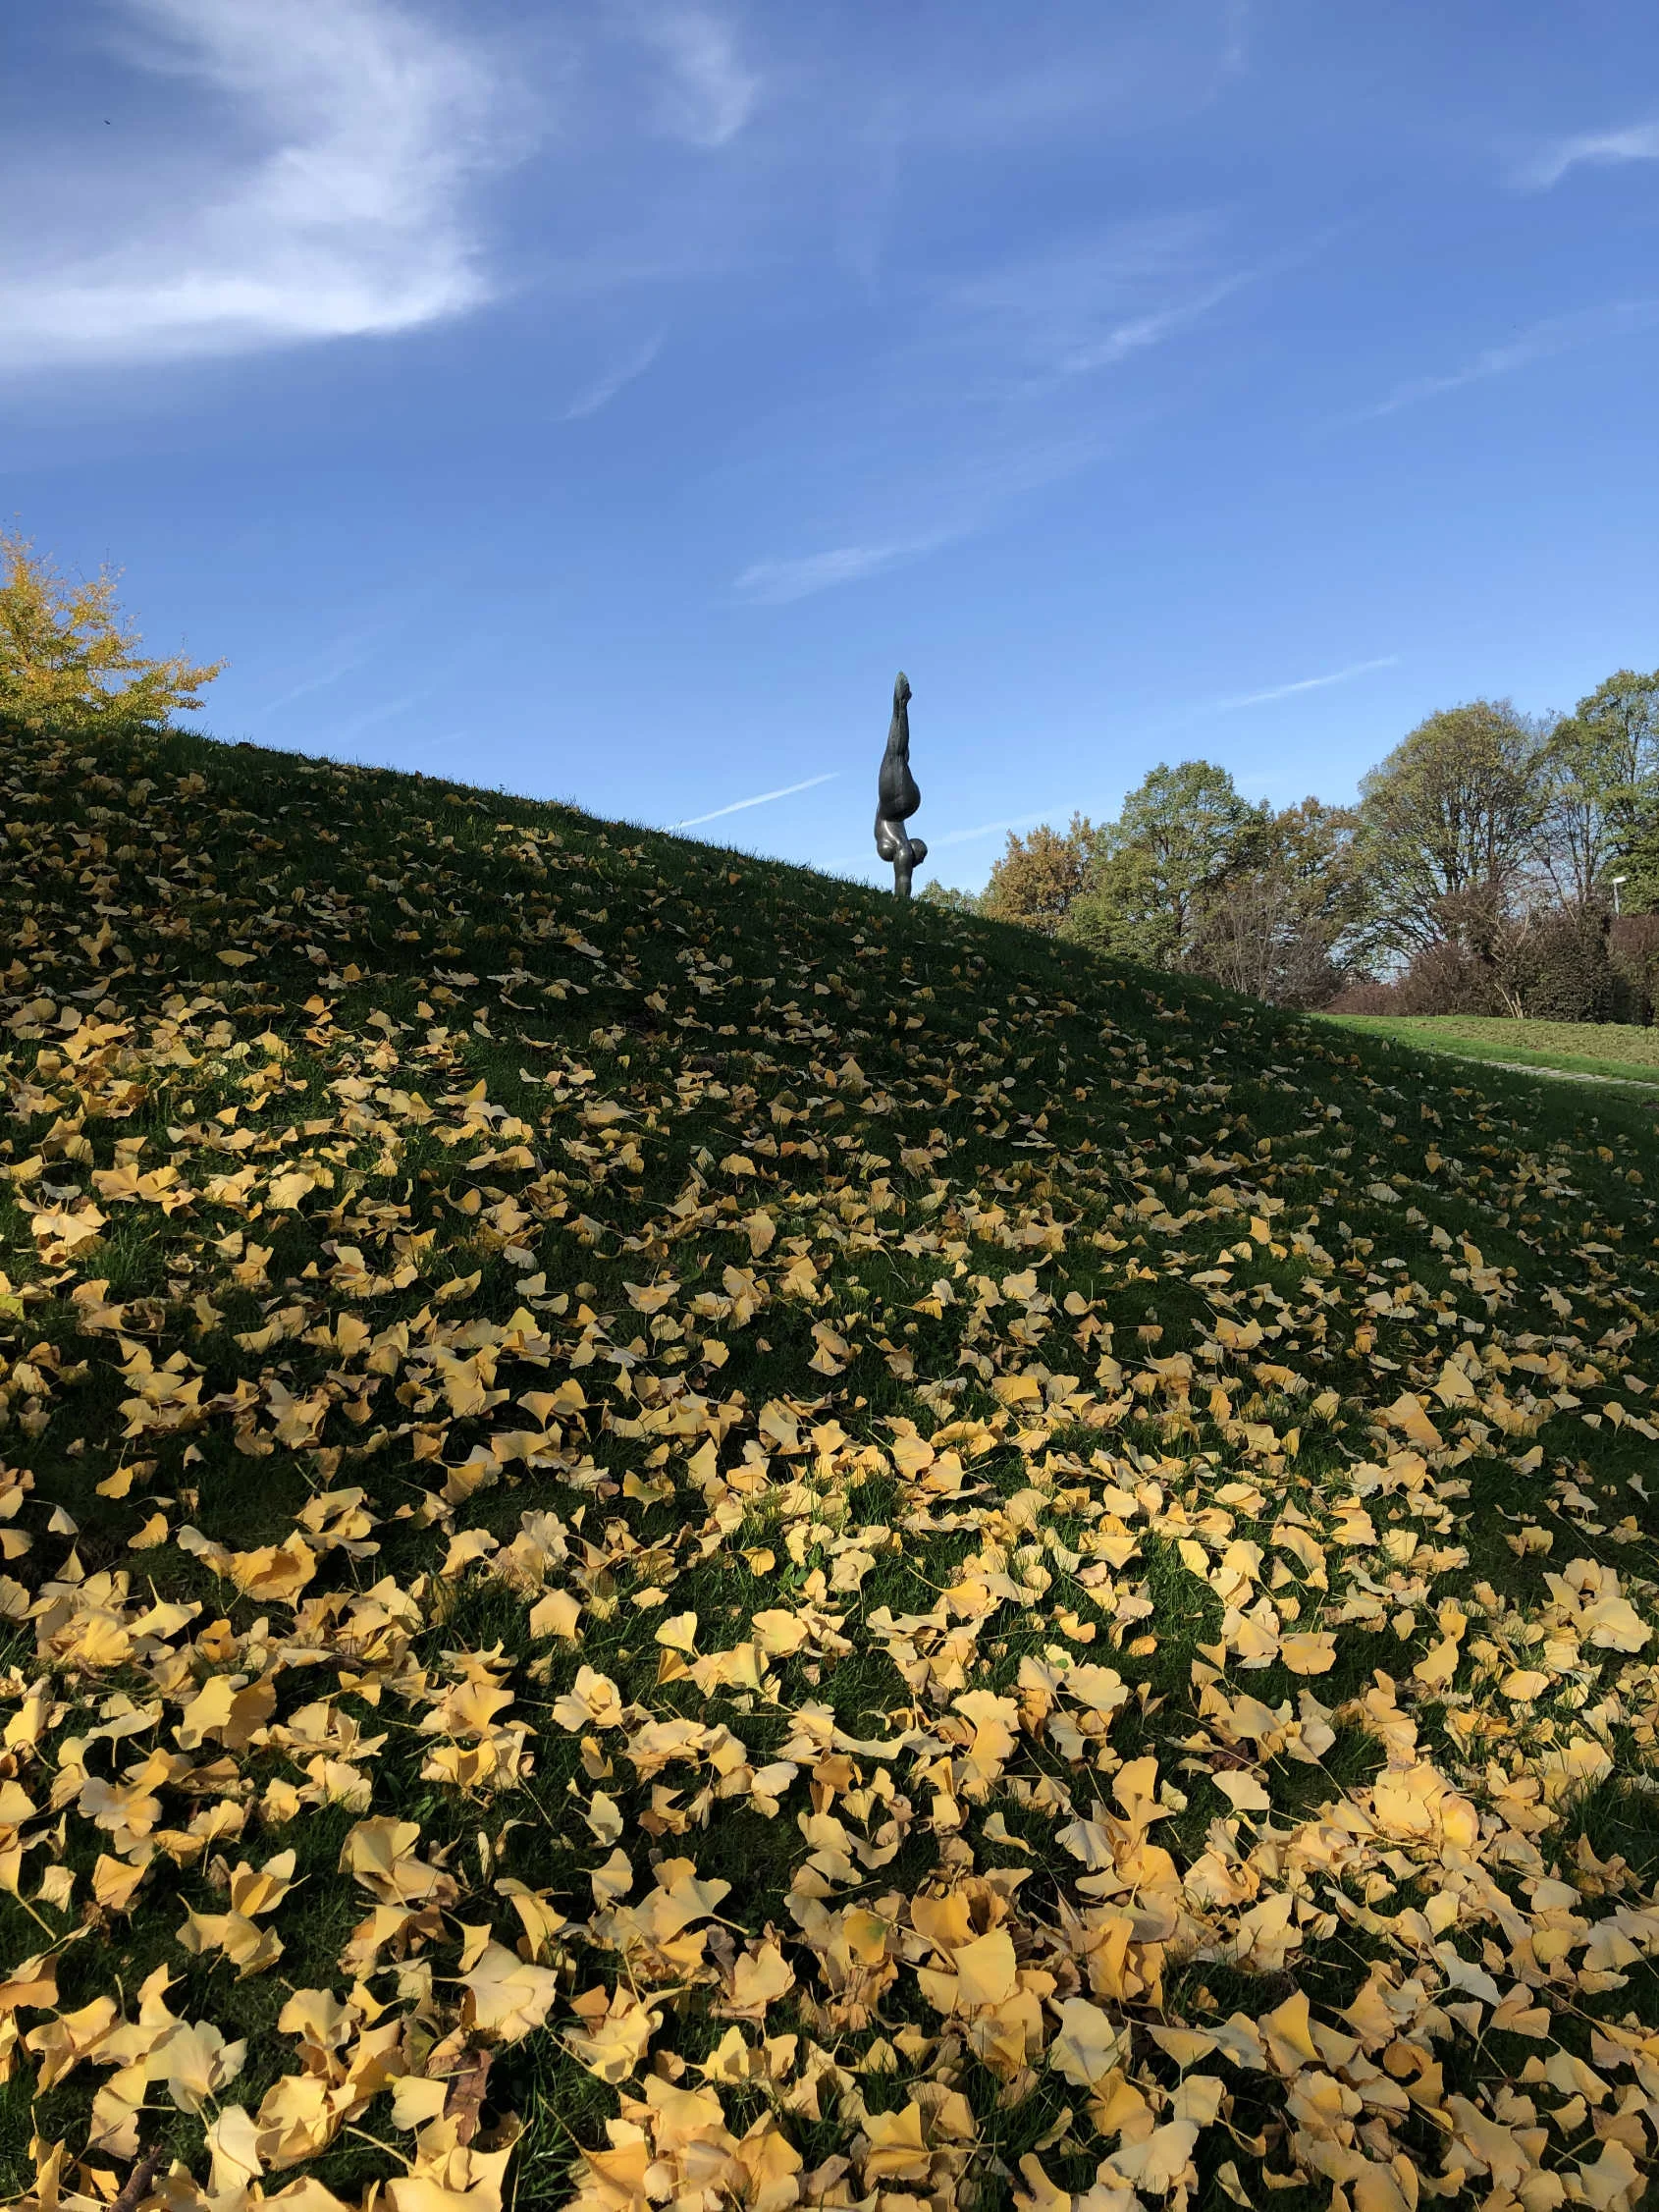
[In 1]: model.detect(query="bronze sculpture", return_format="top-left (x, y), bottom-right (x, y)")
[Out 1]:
top-left (874, 671), bottom-right (927, 898)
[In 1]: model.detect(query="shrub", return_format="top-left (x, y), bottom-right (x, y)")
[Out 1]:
top-left (1330, 901), bottom-right (1624, 1023)
top-left (1397, 938), bottom-right (1503, 1016)
top-left (1496, 904), bottom-right (1616, 1023)
top-left (1610, 914), bottom-right (1659, 1025)
top-left (1325, 978), bottom-right (1402, 1014)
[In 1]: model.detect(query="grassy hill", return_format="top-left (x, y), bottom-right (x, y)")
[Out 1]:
top-left (4, 713), bottom-right (1659, 2212)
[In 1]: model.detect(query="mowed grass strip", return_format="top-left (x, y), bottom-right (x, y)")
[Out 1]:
top-left (1322, 1011), bottom-right (1659, 1091)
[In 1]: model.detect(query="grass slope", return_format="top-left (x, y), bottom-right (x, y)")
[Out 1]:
top-left (4, 716), bottom-right (1659, 2212)
top-left (1322, 1013), bottom-right (1659, 1092)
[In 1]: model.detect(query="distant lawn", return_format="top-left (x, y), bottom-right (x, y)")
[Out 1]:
top-left (1319, 1010), bottom-right (1659, 1089)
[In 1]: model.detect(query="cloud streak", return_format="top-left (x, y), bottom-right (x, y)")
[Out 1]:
top-left (1520, 120), bottom-right (1659, 190)
top-left (320, 692), bottom-right (425, 752)
top-left (939, 218), bottom-right (1246, 389)
top-left (263, 659), bottom-right (374, 719)
top-left (1043, 276), bottom-right (1249, 380)
top-left (733, 540), bottom-right (939, 605)
top-left (261, 623), bottom-right (401, 717)
top-left (0, 0), bottom-right (517, 372)
top-left (562, 330), bottom-right (667, 419)
top-left (1207, 656), bottom-right (1400, 713)
top-left (669, 772), bottom-right (836, 830)
top-left (1347, 300), bottom-right (1659, 423)
top-left (626, 5), bottom-right (760, 147)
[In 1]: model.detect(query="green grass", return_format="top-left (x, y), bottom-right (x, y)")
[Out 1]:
top-left (1320, 1010), bottom-right (1659, 1090)
top-left (4, 712), bottom-right (1659, 2212)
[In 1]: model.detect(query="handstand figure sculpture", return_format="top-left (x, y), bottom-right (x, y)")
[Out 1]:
top-left (874, 671), bottom-right (927, 899)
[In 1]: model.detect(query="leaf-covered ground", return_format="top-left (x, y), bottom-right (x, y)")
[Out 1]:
top-left (4, 717), bottom-right (1659, 2212)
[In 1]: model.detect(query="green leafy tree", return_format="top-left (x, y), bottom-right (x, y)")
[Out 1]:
top-left (917, 880), bottom-right (981, 915)
top-left (980, 814), bottom-right (1100, 935)
top-left (0, 528), bottom-right (224, 737)
top-left (1623, 821), bottom-right (1659, 915)
top-left (1062, 761), bottom-right (1267, 966)
top-left (1539, 668), bottom-right (1659, 910)
top-left (1355, 700), bottom-right (1550, 958)
top-left (1187, 797), bottom-right (1365, 1005)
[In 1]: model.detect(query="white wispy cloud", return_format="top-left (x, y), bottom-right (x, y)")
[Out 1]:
top-left (903, 7), bottom-right (1251, 156)
top-left (0, 0), bottom-right (517, 372)
top-left (626, 4), bottom-right (760, 148)
top-left (727, 424), bottom-right (1118, 613)
top-left (733, 542), bottom-right (933, 605)
top-left (261, 623), bottom-right (401, 717)
top-left (562, 330), bottom-right (667, 420)
top-left (263, 660), bottom-right (371, 719)
top-left (322, 692), bottom-right (425, 750)
top-left (1520, 120), bottom-right (1659, 190)
top-left (939, 218), bottom-right (1248, 388)
top-left (1348, 300), bottom-right (1659, 423)
top-left (669, 772), bottom-right (836, 830)
top-left (1207, 656), bottom-right (1399, 713)
top-left (1047, 279), bottom-right (1248, 379)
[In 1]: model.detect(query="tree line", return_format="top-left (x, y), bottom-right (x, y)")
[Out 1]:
top-left (926, 674), bottom-right (1659, 1022)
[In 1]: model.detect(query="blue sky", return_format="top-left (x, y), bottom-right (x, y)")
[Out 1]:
top-left (4, 1), bottom-right (1657, 891)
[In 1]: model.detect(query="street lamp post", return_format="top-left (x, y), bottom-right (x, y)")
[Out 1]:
top-left (1612, 875), bottom-right (1628, 917)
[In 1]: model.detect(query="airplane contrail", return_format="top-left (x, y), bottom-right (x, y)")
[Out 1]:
top-left (669, 773), bottom-right (837, 830)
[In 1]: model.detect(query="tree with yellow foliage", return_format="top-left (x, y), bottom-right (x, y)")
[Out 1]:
top-left (0, 528), bottom-right (224, 736)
